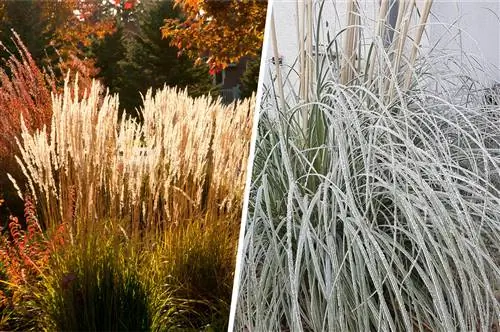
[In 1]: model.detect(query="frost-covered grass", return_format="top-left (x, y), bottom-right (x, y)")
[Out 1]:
top-left (234, 1), bottom-right (500, 331)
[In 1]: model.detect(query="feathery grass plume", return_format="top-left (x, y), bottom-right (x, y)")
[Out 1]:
top-left (12, 77), bottom-right (254, 235)
top-left (208, 97), bottom-right (254, 214)
top-left (234, 0), bottom-right (500, 331)
top-left (12, 76), bottom-right (122, 233)
top-left (140, 88), bottom-right (254, 226)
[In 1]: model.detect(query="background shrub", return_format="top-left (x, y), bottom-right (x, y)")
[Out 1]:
top-left (0, 34), bottom-right (56, 218)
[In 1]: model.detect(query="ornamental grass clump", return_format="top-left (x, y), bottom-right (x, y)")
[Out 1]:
top-left (9, 75), bottom-right (254, 329)
top-left (15, 214), bottom-right (238, 331)
top-left (32, 231), bottom-right (151, 332)
top-left (148, 216), bottom-right (240, 330)
top-left (234, 1), bottom-right (500, 331)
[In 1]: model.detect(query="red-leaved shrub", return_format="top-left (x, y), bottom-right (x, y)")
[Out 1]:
top-left (0, 195), bottom-right (66, 328)
top-left (0, 32), bottom-right (56, 192)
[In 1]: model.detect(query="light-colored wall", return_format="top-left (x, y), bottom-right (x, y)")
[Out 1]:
top-left (429, 1), bottom-right (500, 81)
top-left (268, 0), bottom-right (500, 84)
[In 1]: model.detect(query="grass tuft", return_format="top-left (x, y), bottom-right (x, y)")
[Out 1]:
top-left (234, 1), bottom-right (500, 331)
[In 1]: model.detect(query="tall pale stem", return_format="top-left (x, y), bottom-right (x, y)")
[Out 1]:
top-left (404, 0), bottom-right (433, 89)
top-left (340, 0), bottom-right (359, 85)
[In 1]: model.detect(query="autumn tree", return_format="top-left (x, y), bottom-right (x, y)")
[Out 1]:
top-left (0, 0), bottom-right (137, 86)
top-left (161, 0), bottom-right (267, 73)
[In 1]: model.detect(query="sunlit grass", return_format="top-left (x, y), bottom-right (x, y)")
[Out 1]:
top-left (149, 216), bottom-right (239, 330)
top-left (12, 78), bottom-right (253, 236)
top-left (6, 77), bottom-right (254, 330)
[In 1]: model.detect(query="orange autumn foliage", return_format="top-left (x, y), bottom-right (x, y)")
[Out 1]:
top-left (0, 0), bottom-right (118, 79)
top-left (162, 0), bottom-right (267, 73)
top-left (46, 0), bottom-right (117, 83)
top-left (51, 0), bottom-right (116, 52)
